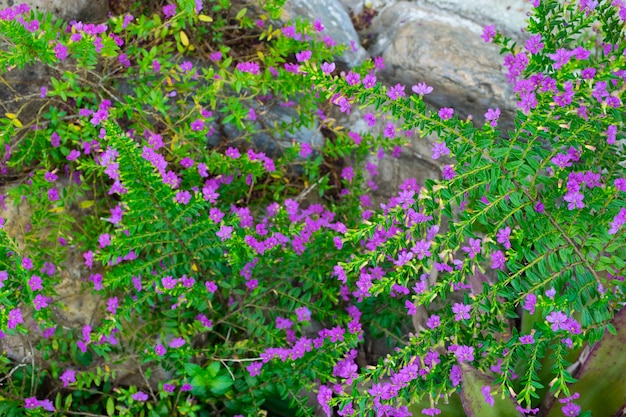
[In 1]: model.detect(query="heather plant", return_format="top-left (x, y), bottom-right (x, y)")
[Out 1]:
top-left (0, 0), bottom-right (625, 417)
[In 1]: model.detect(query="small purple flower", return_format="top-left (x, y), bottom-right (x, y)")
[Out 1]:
top-left (386, 83), bottom-right (406, 100)
top-left (7, 308), bottom-right (23, 329)
top-left (163, 4), bottom-right (176, 18)
top-left (482, 386), bottom-right (494, 407)
top-left (442, 165), bottom-right (456, 180)
top-left (296, 50), bottom-right (312, 62)
top-left (523, 294), bottom-right (537, 314)
top-left (321, 62), bottom-right (335, 74)
top-left (412, 82), bottom-right (433, 95)
top-left (438, 107), bottom-right (454, 120)
top-left (364, 113), bottom-right (376, 126)
top-left (247, 361), bottom-right (262, 377)
top-left (546, 311), bottom-right (568, 331)
top-left (33, 294), bottom-right (49, 310)
top-left (462, 238), bottom-right (481, 259)
top-left (132, 391), bottom-right (149, 402)
top-left (453, 345), bottom-right (474, 362)
top-left (426, 315), bottom-right (441, 329)
top-left (60, 369), bottom-right (76, 387)
top-left (24, 397), bottom-right (39, 409)
top-left (520, 334), bottom-right (535, 344)
top-left (362, 73), bottom-right (376, 89)
top-left (431, 142), bottom-right (450, 160)
top-left (155, 344), bottom-right (166, 356)
top-left (190, 119), bottom-right (204, 131)
top-left (169, 337), bottom-right (186, 348)
top-left (491, 250), bottom-right (506, 270)
top-left (54, 44), bottom-right (68, 61)
top-left (452, 303), bottom-right (471, 321)
top-left (481, 25), bottom-right (496, 42)
top-left (484, 108), bottom-right (501, 127)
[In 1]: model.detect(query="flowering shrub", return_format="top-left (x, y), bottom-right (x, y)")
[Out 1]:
top-left (0, 0), bottom-right (625, 416)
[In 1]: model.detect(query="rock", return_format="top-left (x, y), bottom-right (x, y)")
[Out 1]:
top-left (281, 0), bottom-right (368, 68)
top-left (0, 0), bottom-right (109, 23)
top-left (365, 1), bottom-right (517, 131)
top-left (413, 0), bottom-right (532, 41)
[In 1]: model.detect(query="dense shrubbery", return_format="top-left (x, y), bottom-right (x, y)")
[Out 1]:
top-left (0, 0), bottom-right (625, 416)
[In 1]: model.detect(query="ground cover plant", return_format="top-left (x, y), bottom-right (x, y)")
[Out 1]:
top-left (0, 0), bottom-right (625, 416)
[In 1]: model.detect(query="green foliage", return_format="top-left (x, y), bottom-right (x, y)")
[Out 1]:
top-left (0, 0), bottom-right (625, 416)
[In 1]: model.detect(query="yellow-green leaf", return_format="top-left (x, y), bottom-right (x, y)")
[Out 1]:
top-left (79, 200), bottom-right (95, 209)
top-left (198, 14), bottom-right (213, 22)
top-left (179, 30), bottom-right (189, 47)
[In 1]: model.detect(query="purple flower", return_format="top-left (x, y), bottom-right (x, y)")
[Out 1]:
top-left (67, 150), bottom-right (80, 161)
top-left (523, 294), bottom-right (537, 314)
top-left (549, 48), bottom-right (573, 69)
top-left (24, 397), bottom-right (39, 409)
top-left (28, 275), bottom-right (42, 291)
top-left (386, 83), bottom-right (405, 100)
top-left (175, 190), bottom-right (192, 204)
top-left (452, 303), bottom-right (471, 321)
top-left (321, 62), bottom-right (335, 74)
top-left (482, 386), bottom-right (494, 407)
top-left (562, 402), bottom-right (581, 417)
top-left (236, 61), bottom-right (260, 74)
top-left (346, 71), bottom-right (361, 85)
top-left (155, 344), bottom-right (166, 356)
top-left (452, 345), bottom-right (474, 362)
top-left (7, 308), bottom-right (23, 329)
top-left (296, 50), bottom-right (312, 62)
top-left (169, 337), bottom-right (186, 348)
top-left (564, 191), bottom-right (584, 210)
top-left (491, 250), bottom-right (506, 270)
top-left (426, 315), bottom-right (441, 329)
top-left (525, 34), bottom-right (544, 54)
top-left (296, 306), bottom-right (312, 322)
top-left (247, 361), bottom-right (262, 377)
top-left (60, 369), bottom-right (76, 387)
top-left (412, 82), bottom-right (433, 95)
top-left (132, 391), bottom-right (149, 402)
top-left (106, 297), bottom-right (118, 314)
top-left (383, 122), bottom-right (396, 138)
top-left (496, 226), bottom-right (511, 249)
top-left (362, 73), bottom-right (376, 89)
top-left (431, 142), bottom-right (450, 160)
top-left (364, 113), bottom-right (376, 126)
top-left (163, 4), bottom-right (176, 18)
top-left (33, 294), bottom-right (49, 310)
top-left (190, 119), bottom-right (204, 131)
top-left (180, 61), bottom-right (193, 72)
top-left (442, 165), bottom-right (456, 180)
top-left (300, 143), bottom-right (312, 158)
top-left (462, 238), bottom-right (481, 259)
top-left (438, 107), bottom-right (454, 120)
top-left (546, 311), bottom-right (568, 331)
top-left (481, 25), bottom-right (496, 42)
top-left (54, 43), bottom-right (68, 61)
top-left (484, 108), bottom-right (501, 127)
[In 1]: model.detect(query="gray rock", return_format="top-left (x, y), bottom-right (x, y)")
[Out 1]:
top-left (0, 0), bottom-right (109, 23)
top-left (282, 0), bottom-right (368, 68)
top-left (365, 1), bottom-right (517, 131)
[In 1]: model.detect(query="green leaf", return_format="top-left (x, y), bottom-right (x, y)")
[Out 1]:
top-left (106, 397), bottom-right (115, 416)
top-left (209, 375), bottom-right (234, 395)
top-left (460, 363), bottom-right (523, 417)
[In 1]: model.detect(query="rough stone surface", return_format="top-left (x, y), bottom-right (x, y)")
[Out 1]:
top-left (281, 0), bottom-right (368, 68)
top-left (365, 1), bottom-right (517, 132)
top-left (0, 0), bottom-right (109, 23)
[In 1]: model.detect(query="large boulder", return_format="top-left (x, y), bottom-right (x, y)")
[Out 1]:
top-left (364, 1), bottom-right (519, 131)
